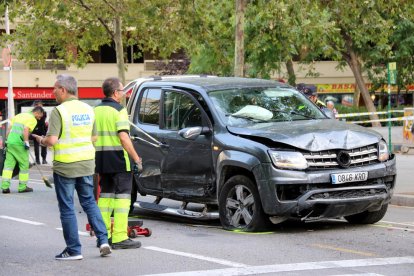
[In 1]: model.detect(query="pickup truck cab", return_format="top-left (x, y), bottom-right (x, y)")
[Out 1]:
top-left (126, 75), bottom-right (396, 231)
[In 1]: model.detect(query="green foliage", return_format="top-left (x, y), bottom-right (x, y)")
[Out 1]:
top-left (3, 0), bottom-right (187, 70)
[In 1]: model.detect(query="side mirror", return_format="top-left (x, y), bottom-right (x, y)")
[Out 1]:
top-left (178, 126), bottom-right (211, 140)
top-left (321, 107), bottom-right (336, 119)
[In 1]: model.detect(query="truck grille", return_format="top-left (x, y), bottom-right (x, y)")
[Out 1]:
top-left (302, 144), bottom-right (379, 170)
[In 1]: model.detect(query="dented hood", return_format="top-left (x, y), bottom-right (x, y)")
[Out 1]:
top-left (227, 119), bottom-right (382, 151)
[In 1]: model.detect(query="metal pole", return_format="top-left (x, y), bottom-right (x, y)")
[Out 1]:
top-left (387, 63), bottom-right (392, 152)
top-left (5, 6), bottom-right (15, 121)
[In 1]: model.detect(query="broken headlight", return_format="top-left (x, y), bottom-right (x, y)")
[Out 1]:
top-left (268, 150), bottom-right (308, 170)
top-left (378, 140), bottom-right (389, 162)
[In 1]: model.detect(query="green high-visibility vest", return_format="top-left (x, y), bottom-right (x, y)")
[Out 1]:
top-left (53, 100), bottom-right (95, 163)
top-left (7, 112), bottom-right (37, 145)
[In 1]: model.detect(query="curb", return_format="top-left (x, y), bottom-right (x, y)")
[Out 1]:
top-left (390, 194), bottom-right (414, 207)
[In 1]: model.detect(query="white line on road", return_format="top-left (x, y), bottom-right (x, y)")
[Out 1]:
top-left (372, 224), bottom-right (414, 232)
top-left (381, 220), bottom-right (414, 227)
top-left (56, 228), bottom-right (90, 237)
top-left (144, 246), bottom-right (248, 268)
top-left (332, 273), bottom-right (384, 276)
top-left (140, 256), bottom-right (414, 276)
top-left (0, 215), bottom-right (44, 226)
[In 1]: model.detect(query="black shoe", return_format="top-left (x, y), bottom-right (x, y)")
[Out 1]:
top-left (111, 238), bottom-right (141, 250)
top-left (18, 187), bottom-right (33, 193)
top-left (36, 160), bottom-right (41, 165)
top-left (42, 159), bottom-right (47, 164)
top-left (2, 188), bottom-right (10, 194)
top-left (55, 248), bottom-right (83, 261)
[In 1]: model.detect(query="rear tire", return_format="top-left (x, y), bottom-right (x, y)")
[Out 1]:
top-left (219, 175), bottom-right (270, 232)
top-left (344, 204), bottom-right (388, 224)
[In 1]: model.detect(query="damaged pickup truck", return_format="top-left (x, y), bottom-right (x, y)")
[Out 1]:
top-left (126, 76), bottom-right (396, 231)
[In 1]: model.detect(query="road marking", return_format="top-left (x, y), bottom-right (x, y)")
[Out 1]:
top-left (371, 224), bottom-right (414, 232)
top-left (56, 228), bottom-right (90, 237)
top-left (331, 274), bottom-right (384, 276)
top-left (381, 220), bottom-right (414, 227)
top-left (311, 243), bottom-right (377, 257)
top-left (140, 256), bottom-right (414, 276)
top-left (144, 246), bottom-right (248, 268)
top-left (0, 215), bottom-right (44, 226)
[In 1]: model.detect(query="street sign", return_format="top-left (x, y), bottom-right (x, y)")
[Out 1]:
top-left (388, 62), bottom-right (397, 85)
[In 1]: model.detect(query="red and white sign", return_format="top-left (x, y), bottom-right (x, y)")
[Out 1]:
top-left (0, 87), bottom-right (105, 100)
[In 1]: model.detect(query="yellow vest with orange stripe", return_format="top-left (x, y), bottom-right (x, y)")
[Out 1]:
top-left (53, 100), bottom-right (95, 163)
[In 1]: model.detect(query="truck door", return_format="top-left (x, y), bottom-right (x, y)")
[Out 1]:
top-left (159, 88), bottom-right (214, 199)
top-left (130, 88), bottom-right (164, 193)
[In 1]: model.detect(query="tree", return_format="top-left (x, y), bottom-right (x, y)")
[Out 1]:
top-left (3, 0), bottom-right (186, 85)
top-left (315, 0), bottom-right (414, 126)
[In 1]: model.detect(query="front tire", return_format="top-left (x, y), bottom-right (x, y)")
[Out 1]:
top-left (219, 175), bottom-right (269, 232)
top-left (344, 204), bottom-right (388, 224)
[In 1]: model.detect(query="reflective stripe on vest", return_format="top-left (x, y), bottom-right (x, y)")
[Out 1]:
top-left (54, 100), bottom-right (95, 163)
top-left (7, 113), bottom-right (36, 144)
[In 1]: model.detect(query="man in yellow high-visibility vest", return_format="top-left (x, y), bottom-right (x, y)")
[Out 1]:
top-left (1, 106), bottom-right (44, 193)
top-left (94, 77), bottom-right (142, 250)
top-left (32, 74), bottom-right (111, 260)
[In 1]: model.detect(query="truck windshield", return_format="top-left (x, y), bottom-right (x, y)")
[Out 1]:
top-left (208, 87), bottom-right (326, 126)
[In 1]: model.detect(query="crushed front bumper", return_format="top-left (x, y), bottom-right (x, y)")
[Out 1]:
top-left (255, 155), bottom-right (396, 220)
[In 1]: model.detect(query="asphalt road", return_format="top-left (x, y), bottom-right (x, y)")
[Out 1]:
top-left (1, 163), bottom-right (413, 276)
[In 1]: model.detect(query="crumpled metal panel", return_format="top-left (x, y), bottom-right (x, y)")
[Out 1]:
top-left (227, 119), bottom-right (382, 151)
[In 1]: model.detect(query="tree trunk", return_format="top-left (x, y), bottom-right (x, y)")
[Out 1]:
top-left (345, 50), bottom-right (381, 127)
top-left (353, 81), bottom-right (360, 107)
top-left (114, 17), bottom-right (125, 84)
top-left (114, 16), bottom-right (126, 105)
top-left (285, 60), bottom-right (295, 85)
top-left (234, 0), bottom-right (246, 77)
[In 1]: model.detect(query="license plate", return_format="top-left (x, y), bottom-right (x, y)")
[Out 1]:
top-left (331, 172), bottom-right (368, 184)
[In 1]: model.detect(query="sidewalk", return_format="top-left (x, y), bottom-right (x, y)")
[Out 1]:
top-left (370, 126), bottom-right (414, 207)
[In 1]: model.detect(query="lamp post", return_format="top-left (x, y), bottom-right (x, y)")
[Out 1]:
top-left (387, 62), bottom-right (397, 152)
top-left (4, 5), bottom-right (15, 121)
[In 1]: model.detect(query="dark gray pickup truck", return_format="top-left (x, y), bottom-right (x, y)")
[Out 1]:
top-left (126, 76), bottom-right (396, 231)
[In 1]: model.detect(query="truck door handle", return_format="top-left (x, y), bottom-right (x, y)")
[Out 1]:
top-left (160, 143), bottom-right (170, 149)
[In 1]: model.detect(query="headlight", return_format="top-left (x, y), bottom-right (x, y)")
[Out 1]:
top-left (378, 140), bottom-right (389, 162)
top-left (268, 150), bottom-right (308, 170)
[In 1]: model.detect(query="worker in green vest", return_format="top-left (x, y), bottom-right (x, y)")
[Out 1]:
top-left (32, 74), bottom-right (111, 260)
top-left (1, 106), bottom-right (45, 193)
top-left (94, 77), bottom-right (143, 250)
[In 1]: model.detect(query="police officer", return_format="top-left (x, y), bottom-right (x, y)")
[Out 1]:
top-left (94, 77), bottom-right (142, 250)
top-left (299, 84), bottom-right (326, 109)
top-left (32, 74), bottom-right (111, 260)
top-left (1, 106), bottom-right (44, 193)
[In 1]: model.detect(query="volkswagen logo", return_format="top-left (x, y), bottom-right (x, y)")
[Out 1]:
top-left (337, 151), bottom-right (351, 167)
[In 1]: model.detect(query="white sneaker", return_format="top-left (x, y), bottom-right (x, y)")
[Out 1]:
top-left (100, 243), bottom-right (112, 257)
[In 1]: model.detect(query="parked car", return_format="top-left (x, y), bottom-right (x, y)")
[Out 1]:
top-left (126, 76), bottom-right (396, 232)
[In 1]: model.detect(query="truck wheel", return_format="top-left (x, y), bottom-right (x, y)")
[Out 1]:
top-left (344, 204), bottom-right (388, 224)
top-left (219, 175), bottom-right (269, 232)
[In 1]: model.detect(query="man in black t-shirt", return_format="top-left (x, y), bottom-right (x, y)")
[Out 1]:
top-left (30, 100), bottom-right (48, 164)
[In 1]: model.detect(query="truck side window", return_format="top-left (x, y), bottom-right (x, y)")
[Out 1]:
top-left (138, 88), bottom-right (161, 125)
top-left (164, 91), bottom-right (202, 130)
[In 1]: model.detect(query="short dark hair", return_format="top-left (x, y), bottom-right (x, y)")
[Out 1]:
top-left (102, 77), bottom-right (122, 98)
top-left (32, 106), bottom-right (45, 114)
top-left (32, 100), bottom-right (43, 107)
